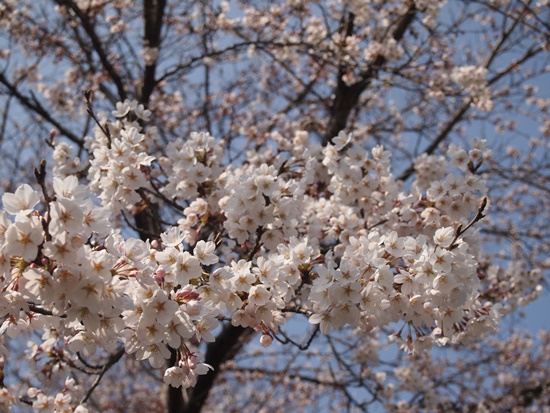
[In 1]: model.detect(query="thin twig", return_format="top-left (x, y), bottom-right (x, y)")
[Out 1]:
top-left (80, 348), bottom-right (125, 405)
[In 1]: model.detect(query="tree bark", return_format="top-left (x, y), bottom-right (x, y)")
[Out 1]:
top-left (179, 325), bottom-right (255, 413)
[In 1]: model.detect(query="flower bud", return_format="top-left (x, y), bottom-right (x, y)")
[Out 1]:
top-left (260, 334), bottom-right (273, 347)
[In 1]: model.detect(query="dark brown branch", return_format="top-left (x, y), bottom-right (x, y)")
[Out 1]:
top-left (54, 0), bottom-right (127, 101)
top-left (27, 302), bottom-right (67, 318)
top-left (84, 90), bottom-right (111, 143)
top-left (0, 73), bottom-right (83, 145)
top-left (156, 41), bottom-right (255, 84)
top-left (273, 325), bottom-right (320, 350)
top-left (180, 324), bottom-right (255, 413)
top-left (322, 4), bottom-right (417, 146)
top-left (140, 0), bottom-right (166, 105)
top-left (132, 0), bottom-right (166, 253)
top-left (397, 100), bottom-right (471, 181)
top-left (449, 196), bottom-right (487, 250)
top-left (80, 348), bottom-right (125, 405)
top-left (131, 205), bottom-right (163, 242)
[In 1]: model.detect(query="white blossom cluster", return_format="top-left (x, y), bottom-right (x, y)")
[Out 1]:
top-left (0, 104), bottom-right (503, 410)
top-left (52, 142), bottom-right (81, 178)
top-left (87, 109), bottom-right (155, 214)
top-left (451, 65), bottom-right (494, 111)
top-left (23, 379), bottom-right (88, 413)
top-left (159, 131), bottom-right (224, 203)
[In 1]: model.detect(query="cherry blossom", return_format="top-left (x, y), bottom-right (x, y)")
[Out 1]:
top-left (0, 1), bottom-right (547, 412)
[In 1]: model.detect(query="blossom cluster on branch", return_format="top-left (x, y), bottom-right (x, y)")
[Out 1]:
top-left (0, 101), bottom-right (506, 411)
top-left (0, 0), bottom-right (548, 411)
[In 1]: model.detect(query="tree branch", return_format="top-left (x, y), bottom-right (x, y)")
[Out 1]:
top-left (55, 0), bottom-right (127, 101)
top-left (0, 72), bottom-right (83, 145)
top-left (322, 4), bottom-right (417, 146)
top-left (140, 0), bottom-right (166, 105)
top-left (80, 348), bottom-right (125, 405)
top-left (397, 44), bottom-right (545, 182)
top-left (179, 324), bottom-right (255, 413)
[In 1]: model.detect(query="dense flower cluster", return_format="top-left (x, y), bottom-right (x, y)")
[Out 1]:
top-left (451, 65), bottom-right (493, 111)
top-left (0, 0), bottom-right (548, 410)
top-left (0, 101), bottom-right (507, 411)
